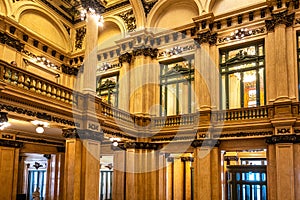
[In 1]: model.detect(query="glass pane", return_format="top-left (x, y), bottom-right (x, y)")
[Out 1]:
top-left (259, 68), bottom-right (265, 106)
top-left (229, 73), bottom-right (241, 109)
top-left (243, 70), bottom-right (257, 107)
top-left (229, 62), bottom-right (256, 71)
top-left (167, 84), bottom-right (177, 115)
top-left (178, 82), bottom-right (189, 114)
top-left (222, 75), bottom-right (226, 109)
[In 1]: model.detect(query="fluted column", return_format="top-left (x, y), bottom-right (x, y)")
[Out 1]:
top-left (192, 140), bottom-right (221, 200)
top-left (82, 13), bottom-right (98, 94)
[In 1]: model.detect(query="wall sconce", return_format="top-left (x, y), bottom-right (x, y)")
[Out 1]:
top-left (0, 112), bottom-right (10, 130)
top-left (31, 120), bottom-right (49, 134)
top-left (110, 137), bottom-right (121, 146)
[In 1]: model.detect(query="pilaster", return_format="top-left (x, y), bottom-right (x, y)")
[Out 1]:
top-left (192, 139), bottom-right (221, 200)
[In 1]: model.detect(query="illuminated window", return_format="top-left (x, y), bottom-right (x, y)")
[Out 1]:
top-left (160, 57), bottom-right (195, 116)
top-left (220, 42), bottom-right (265, 109)
top-left (97, 74), bottom-right (119, 107)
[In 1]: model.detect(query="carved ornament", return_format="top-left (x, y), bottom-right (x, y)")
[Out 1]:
top-left (265, 10), bottom-right (295, 31)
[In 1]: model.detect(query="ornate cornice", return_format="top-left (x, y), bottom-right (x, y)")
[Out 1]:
top-left (117, 142), bottom-right (161, 150)
top-left (133, 46), bottom-right (158, 58)
top-left (0, 32), bottom-right (25, 52)
top-left (62, 128), bottom-right (79, 138)
top-left (0, 139), bottom-right (23, 148)
top-left (75, 27), bottom-right (86, 50)
top-left (16, 136), bottom-right (64, 146)
top-left (0, 104), bottom-right (78, 127)
top-left (119, 52), bottom-right (132, 64)
top-left (118, 10), bottom-right (136, 32)
top-left (191, 139), bottom-right (220, 148)
top-left (265, 10), bottom-right (295, 31)
top-left (266, 134), bottom-right (300, 144)
top-left (61, 64), bottom-right (79, 76)
top-left (194, 31), bottom-right (217, 46)
top-left (216, 131), bottom-right (273, 138)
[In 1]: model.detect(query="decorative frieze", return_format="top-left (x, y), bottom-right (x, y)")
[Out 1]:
top-left (157, 45), bottom-right (195, 58)
top-left (118, 10), bottom-right (136, 32)
top-left (75, 27), bottom-right (86, 50)
top-left (266, 134), bottom-right (300, 144)
top-left (0, 32), bottom-right (24, 52)
top-left (61, 64), bottom-right (79, 76)
top-left (215, 131), bottom-right (273, 138)
top-left (218, 27), bottom-right (265, 43)
top-left (62, 128), bottom-right (79, 138)
top-left (191, 139), bottom-right (220, 148)
top-left (181, 157), bottom-right (194, 162)
top-left (265, 10), bottom-right (295, 32)
top-left (195, 31), bottom-right (217, 46)
top-left (0, 139), bottom-right (23, 148)
top-left (117, 142), bottom-right (161, 150)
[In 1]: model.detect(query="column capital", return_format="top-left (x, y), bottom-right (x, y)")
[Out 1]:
top-left (181, 156), bottom-right (194, 162)
top-left (265, 10), bottom-right (295, 32)
top-left (119, 52), bottom-right (132, 64)
top-left (266, 134), bottom-right (300, 144)
top-left (191, 139), bottom-right (220, 148)
top-left (132, 45), bottom-right (158, 59)
top-left (194, 30), bottom-right (217, 46)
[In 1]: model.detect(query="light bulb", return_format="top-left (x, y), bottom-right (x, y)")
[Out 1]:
top-left (112, 141), bottom-right (118, 146)
top-left (36, 126), bottom-right (44, 133)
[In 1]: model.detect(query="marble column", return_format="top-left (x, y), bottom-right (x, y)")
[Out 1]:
top-left (192, 140), bottom-right (221, 200)
top-left (0, 144), bottom-right (21, 200)
top-left (63, 135), bottom-right (101, 200)
top-left (118, 53), bottom-right (132, 112)
top-left (82, 13), bottom-right (98, 95)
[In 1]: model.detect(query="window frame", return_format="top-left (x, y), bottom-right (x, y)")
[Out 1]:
top-left (96, 73), bottom-right (119, 107)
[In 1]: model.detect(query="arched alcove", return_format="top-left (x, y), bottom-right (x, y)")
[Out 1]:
top-left (0, 0), bottom-right (7, 15)
top-left (19, 10), bottom-right (69, 51)
top-left (98, 20), bottom-right (122, 50)
top-left (148, 0), bottom-right (199, 30)
top-left (212, 0), bottom-right (265, 15)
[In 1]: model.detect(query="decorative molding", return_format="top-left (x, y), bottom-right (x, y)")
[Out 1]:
top-left (75, 27), bottom-right (86, 50)
top-left (0, 32), bottom-right (25, 52)
top-left (181, 157), bottom-right (194, 162)
top-left (195, 31), bottom-right (217, 46)
top-left (61, 64), bottom-right (79, 76)
top-left (117, 142), bottom-right (161, 150)
top-left (62, 128), bottom-right (104, 141)
top-left (266, 134), bottom-right (300, 144)
top-left (0, 139), bottom-right (23, 148)
top-left (191, 139), bottom-right (220, 148)
top-left (97, 62), bottom-right (122, 72)
top-left (265, 10), bottom-right (295, 32)
top-left (216, 131), bottom-right (273, 138)
top-left (157, 45), bottom-right (195, 58)
top-left (119, 52), bottom-right (132, 64)
top-left (133, 46), bottom-right (158, 58)
top-left (218, 27), bottom-right (265, 43)
top-left (277, 127), bottom-right (291, 134)
top-left (141, 0), bottom-right (158, 17)
top-left (62, 128), bottom-right (79, 138)
top-left (118, 10), bottom-right (136, 32)
top-left (16, 136), bottom-right (64, 146)
top-left (0, 104), bottom-right (78, 127)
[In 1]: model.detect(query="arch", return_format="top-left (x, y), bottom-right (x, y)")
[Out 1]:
top-left (129, 0), bottom-right (146, 29)
top-left (211, 0), bottom-right (265, 15)
top-left (13, 3), bottom-right (71, 52)
top-left (146, 0), bottom-right (200, 30)
top-left (0, 0), bottom-right (8, 16)
top-left (98, 18), bottom-right (123, 50)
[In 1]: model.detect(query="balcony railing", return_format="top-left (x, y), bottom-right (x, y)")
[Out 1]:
top-left (0, 60), bottom-right (74, 104)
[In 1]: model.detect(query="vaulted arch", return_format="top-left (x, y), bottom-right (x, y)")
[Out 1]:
top-left (0, 0), bottom-right (8, 16)
top-left (13, 3), bottom-right (71, 52)
top-left (211, 0), bottom-right (265, 15)
top-left (146, 0), bottom-right (200, 30)
top-left (98, 17), bottom-right (125, 50)
top-left (129, 0), bottom-right (146, 29)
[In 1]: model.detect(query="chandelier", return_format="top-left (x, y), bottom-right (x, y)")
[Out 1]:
top-left (76, 0), bottom-right (105, 26)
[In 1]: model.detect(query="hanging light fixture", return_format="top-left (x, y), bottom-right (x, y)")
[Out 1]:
top-left (110, 137), bottom-right (121, 146)
top-left (35, 125), bottom-right (45, 134)
top-left (31, 120), bottom-right (49, 134)
top-left (0, 112), bottom-right (10, 130)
